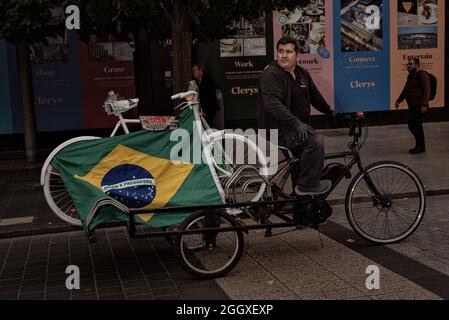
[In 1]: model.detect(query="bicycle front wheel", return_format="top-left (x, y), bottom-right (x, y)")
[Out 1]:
top-left (345, 161), bottom-right (426, 244)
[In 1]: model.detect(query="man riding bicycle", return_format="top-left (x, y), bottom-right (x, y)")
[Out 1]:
top-left (258, 36), bottom-right (334, 196)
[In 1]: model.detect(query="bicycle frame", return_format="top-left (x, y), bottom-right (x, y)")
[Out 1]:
top-left (269, 116), bottom-right (385, 205)
top-left (110, 113), bottom-right (140, 136)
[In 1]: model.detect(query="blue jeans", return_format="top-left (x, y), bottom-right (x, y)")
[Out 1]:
top-left (286, 131), bottom-right (325, 189)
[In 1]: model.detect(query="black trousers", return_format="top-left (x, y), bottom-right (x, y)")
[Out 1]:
top-left (408, 105), bottom-right (426, 149)
top-left (285, 132), bottom-right (325, 189)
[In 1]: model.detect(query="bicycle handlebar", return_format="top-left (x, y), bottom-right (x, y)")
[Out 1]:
top-left (334, 112), bottom-right (365, 138)
top-left (171, 90), bottom-right (198, 101)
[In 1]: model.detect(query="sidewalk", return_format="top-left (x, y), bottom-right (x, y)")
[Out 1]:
top-left (0, 225), bottom-right (443, 300)
top-left (0, 227), bottom-right (227, 300)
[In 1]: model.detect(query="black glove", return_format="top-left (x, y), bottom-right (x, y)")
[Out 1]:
top-left (296, 122), bottom-right (315, 143)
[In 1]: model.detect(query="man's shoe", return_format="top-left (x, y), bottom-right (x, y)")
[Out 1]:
top-left (409, 147), bottom-right (418, 153)
top-left (295, 180), bottom-right (332, 196)
top-left (409, 147), bottom-right (426, 155)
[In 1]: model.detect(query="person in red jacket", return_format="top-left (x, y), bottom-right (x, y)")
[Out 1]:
top-left (395, 58), bottom-right (430, 154)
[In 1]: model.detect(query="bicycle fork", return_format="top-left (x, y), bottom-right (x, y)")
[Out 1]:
top-left (356, 159), bottom-right (392, 208)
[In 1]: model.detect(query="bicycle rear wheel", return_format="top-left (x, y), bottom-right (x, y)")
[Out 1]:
top-left (42, 136), bottom-right (101, 226)
top-left (43, 163), bottom-right (82, 226)
top-left (174, 211), bottom-right (244, 279)
top-left (345, 161), bottom-right (426, 244)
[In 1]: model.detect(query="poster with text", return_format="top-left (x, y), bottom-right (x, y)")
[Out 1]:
top-left (333, 0), bottom-right (390, 113)
top-left (31, 30), bottom-right (83, 132)
top-left (214, 16), bottom-right (273, 123)
top-left (273, 0), bottom-right (335, 114)
top-left (391, 0), bottom-right (445, 110)
top-left (79, 35), bottom-right (136, 129)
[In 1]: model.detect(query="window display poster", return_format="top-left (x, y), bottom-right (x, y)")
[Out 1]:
top-left (220, 16), bottom-right (267, 58)
top-left (79, 35), bottom-right (136, 129)
top-left (273, 0), bottom-right (335, 114)
top-left (391, 0), bottom-right (445, 110)
top-left (31, 31), bottom-right (84, 132)
top-left (333, 0), bottom-right (391, 112)
top-left (214, 16), bottom-right (273, 122)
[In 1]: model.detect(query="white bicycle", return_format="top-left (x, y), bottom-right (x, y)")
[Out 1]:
top-left (41, 90), bottom-right (269, 226)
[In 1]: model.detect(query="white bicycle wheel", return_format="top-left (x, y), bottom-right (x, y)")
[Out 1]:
top-left (205, 132), bottom-right (269, 203)
top-left (42, 136), bottom-right (101, 226)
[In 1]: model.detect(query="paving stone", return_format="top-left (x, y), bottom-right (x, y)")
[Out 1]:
top-left (371, 290), bottom-right (442, 300)
top-left (296, 287), bottom-right (366, 300)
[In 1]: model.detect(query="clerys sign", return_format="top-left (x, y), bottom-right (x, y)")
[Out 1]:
top-left (213, 15), bottom-right (273, 125)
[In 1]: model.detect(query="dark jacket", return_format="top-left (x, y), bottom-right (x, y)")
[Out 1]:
top-left (197, 75), bottom-right (219, 121)
top-left (396, 70), bottom-right (431, 108)
top-left (257, 61), bottom-right (331, 145)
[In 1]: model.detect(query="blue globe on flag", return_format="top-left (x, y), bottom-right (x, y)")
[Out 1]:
top-left (101, 164), bottom-right (157, 208)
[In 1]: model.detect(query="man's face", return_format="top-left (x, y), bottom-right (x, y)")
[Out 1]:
top-left (277, 43), bottom-right (298, 71)
top-left (407, 60), bottom-right (418, 72)
top-left (192, 66), bottom-right (202, 80)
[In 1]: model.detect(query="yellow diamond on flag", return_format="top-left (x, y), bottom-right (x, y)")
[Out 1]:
top-left (137, 214), bottom-right (155, 222)
top-left (75, 144), bottom-right (194, 221)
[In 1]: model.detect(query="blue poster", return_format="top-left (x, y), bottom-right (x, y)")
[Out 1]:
top-left (333, 0), bottom-right (390, 112)
top-left (31, 31), bottom-right (83, 132)
top-left (0, 40), bottom-right (14, 134)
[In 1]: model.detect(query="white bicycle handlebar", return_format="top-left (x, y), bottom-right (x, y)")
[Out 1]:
top-left (171, 90), bottom-right (198, 101)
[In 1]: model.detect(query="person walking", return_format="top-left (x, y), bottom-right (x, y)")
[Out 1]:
top-left (192, 64), bottom-right (219, 127)
top-left (395, 58), bottom-right (431, 154)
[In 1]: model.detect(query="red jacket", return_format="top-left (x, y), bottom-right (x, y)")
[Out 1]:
top-left (396, 70), bottom-right (431, 107)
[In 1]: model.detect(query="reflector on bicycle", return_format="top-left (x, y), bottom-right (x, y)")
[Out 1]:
top-left (140, 116), bottom-right (179, 131)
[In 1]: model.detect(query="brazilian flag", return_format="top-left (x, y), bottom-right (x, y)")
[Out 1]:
top-left (50, 109), bottom-right (224, 231)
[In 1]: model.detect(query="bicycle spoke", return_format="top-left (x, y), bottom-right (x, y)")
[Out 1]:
top-left (54, 193), bottom-right (72, 206)
top-left (393, 201), bottom-right (419, 212)
top-left (389, 208), bottom-right (414, 227)
top-left (51, 190), bottom-right (69, 199)
top-left (389, 172), bottom-right (408, 197)
top-left (50, 185), bottom-right (68, 191)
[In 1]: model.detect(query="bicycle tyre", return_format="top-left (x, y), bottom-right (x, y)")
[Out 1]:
top-left (174, 211), bottom-right (244, 279)
top-left (42, 136), bottom-right (101, 226)
top-left (345, 161), bottom-right (426, 244)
